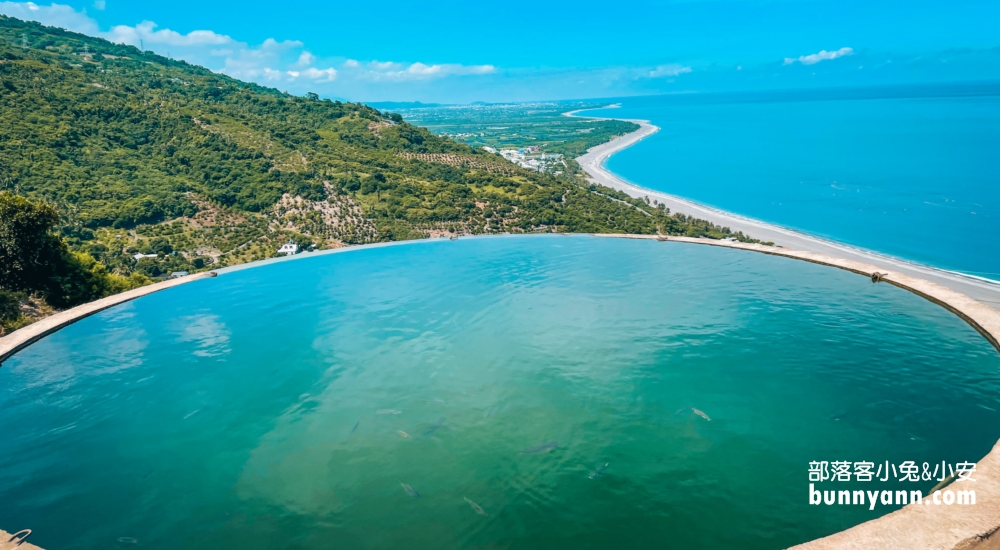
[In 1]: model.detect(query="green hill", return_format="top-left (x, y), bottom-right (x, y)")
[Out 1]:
top-left (0, 15), bottom-right (756, 286)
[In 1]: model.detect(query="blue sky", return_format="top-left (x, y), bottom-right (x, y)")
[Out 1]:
top-left (2, 0), bottom-right (998, 102)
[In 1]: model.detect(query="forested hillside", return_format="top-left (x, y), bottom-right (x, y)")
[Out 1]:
top-left (0, 15), bottom-right (758, 329)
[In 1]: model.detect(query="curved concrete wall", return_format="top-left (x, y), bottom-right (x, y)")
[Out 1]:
top-left (1, 235), bottom-right (998, 549)
top-left (0, 272), bottom-right (215, 366)
top-left (0, 529), bottom-right (44, 550)
top-left (597, 234), bottom-right (1000, 550)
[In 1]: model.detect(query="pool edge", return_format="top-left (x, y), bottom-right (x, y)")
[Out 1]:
top-left (0, 272), bottom-right (215, 367)
top-left (596, 233), bottom-right (1000, 550)
top-left (3, 234), bottom-right (998, 550)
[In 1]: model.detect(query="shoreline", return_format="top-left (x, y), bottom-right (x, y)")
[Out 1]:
top-left (569, 108), bottom-right (1000, 307)
top-left (2, 110), bottom-right (999, 548)
top-left (572, 109), bottom-right (1000, 550)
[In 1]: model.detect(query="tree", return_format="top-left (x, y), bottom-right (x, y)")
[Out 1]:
top-left (0, 290), bottom-right (20, 324)
top-left (0, 191), bottom-right (65, 292)
top-left (148, 237), bottom-right (173, 256)
top-left (0, 192), bottom-right (151, 310)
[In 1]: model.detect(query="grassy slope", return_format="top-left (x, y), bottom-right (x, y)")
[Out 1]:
top-left (0, 15), bottom-right (756, 280)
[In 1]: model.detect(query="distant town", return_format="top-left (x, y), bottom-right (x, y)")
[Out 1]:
top-left (390, 101), bottom-right (640, 178)
top-left (482, 145), bottom-right (566, 174)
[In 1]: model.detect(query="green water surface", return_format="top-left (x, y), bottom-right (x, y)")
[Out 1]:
top-left (1, 236), bottom-right (998, 549)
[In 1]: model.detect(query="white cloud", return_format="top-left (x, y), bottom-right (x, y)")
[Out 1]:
top-left (0, 1), bottom-right (100, 34)
top-left (218, 38), bottom-right (306, 81)
top-left (404, 62), bottom-right (494, 77)
top-left (287, 66), bottom-right (337, 82)
top-left (784, 47), bottom-right (854, 65)
top-left (105, 20), bottom-right (234, 48)
top-left (0, 3), bottom-right (235, 48)
top-left (295, 50), bottom-right (315, 67)
top-left (405, 62), bottom-right (441, 76)
top-left (261, 67), bottom-right (284, 81)
top-left (649, 64), bottom-right (692, 78)
top-left (0, 2), bottom-right (495, 94)
top-left (301, 67), bottom-right (337, 81)
top-left (355, 61), bottom-right (495, 81)
top-left (93, 0), bottom-right (104, 10)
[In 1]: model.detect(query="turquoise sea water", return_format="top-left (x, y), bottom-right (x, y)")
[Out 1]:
top-left (2, 236), bottom-right (999, 549)
top-left (585, 84), bottom-right (1000, 279)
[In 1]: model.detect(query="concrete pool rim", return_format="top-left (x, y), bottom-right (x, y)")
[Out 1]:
top-left (1, 233), bottom-right (998, 550)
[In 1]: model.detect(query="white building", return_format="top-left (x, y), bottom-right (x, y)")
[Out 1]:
top-left (277, 241), bottom-right (301, 256)
top-left (133, 253), bottom-right (158, 261)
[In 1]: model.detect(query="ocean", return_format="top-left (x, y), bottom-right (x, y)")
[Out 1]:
top-left (2, 236), bottom-right (998, 549)
top-left (583, 83), bottom-right (1000, 280)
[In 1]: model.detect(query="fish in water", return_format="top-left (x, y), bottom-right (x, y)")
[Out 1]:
top-left (484, 405), bottom-right (497, 418)
top-left (520, 441), bottom-right (559, 454)
top-left (692, 408), bottom-right (711, 421)
top-left (401, 482), bottom-right (420, 498)
top-left (397, 430), bottom-right (411, 438)
top-left (350, 420), bottom-right (360, 434)
top-left (117, 537), bottom-right (138, 545)
top-left (464, 497), bottom-right (488, 516)
top-left (423, 417), bottom-right (445, 437)
top-left (377, 409), bottom-right (402, 415)
top-left (827, 411), bottom-right (849, 421)
top-left (589, 463), bottom-right (610, 479)
top-left (183, 409), bottom-right (201, 420)
top-left (673, 407), bottom-right (691, 416)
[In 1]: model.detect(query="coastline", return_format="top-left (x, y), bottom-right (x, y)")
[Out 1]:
top-left (574, 110), bottom-right (1000, 550)
top-left (569, 109), bottom-right (1000, 307)
top-left (2, 110), bottom-right (999, 548)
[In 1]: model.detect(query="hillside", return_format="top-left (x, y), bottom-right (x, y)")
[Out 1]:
top-left (0, 15), bottom-right (756, 284)
top-left (393, 101), bottom-right (641, 176)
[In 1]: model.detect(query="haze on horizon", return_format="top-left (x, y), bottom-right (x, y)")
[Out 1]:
top-left (1, 0), bottom-right (998, 103)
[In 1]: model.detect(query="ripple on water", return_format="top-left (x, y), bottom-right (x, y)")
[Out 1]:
top-left (1, 235), bottom-right (998, 550)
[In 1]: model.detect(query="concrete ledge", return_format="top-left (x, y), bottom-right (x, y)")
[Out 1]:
top-left (0, 529), bottom-right (44, 550)
top-left (574, 116), bottom-right (1000, 308)
top-left (596, 235), bottom-right (1000, 353)
top-left (595, 234), bottom-right (1000, 550)
top-left (0, 272), bottom-right (215, 366)
top-left (788, 439), bottom-right (1000, 550)
top-left (4, 235), bottom-right (999, 549)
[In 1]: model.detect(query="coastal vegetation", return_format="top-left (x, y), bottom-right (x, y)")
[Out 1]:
top-left (0, 15), bottom-right (759, 330)
top-left (0, 191), bottom-right (149, 333)
top-left (386, 102), bottom-right (640, 176)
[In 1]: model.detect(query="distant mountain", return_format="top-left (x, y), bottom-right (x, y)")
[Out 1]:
top-left (0, 15), bottom-right (749, 281)
top-left (368, 101), bottom-right (450, 110)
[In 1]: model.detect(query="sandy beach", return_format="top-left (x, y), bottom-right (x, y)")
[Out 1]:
top-left (570, 110), bottom-right (1000, 306)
